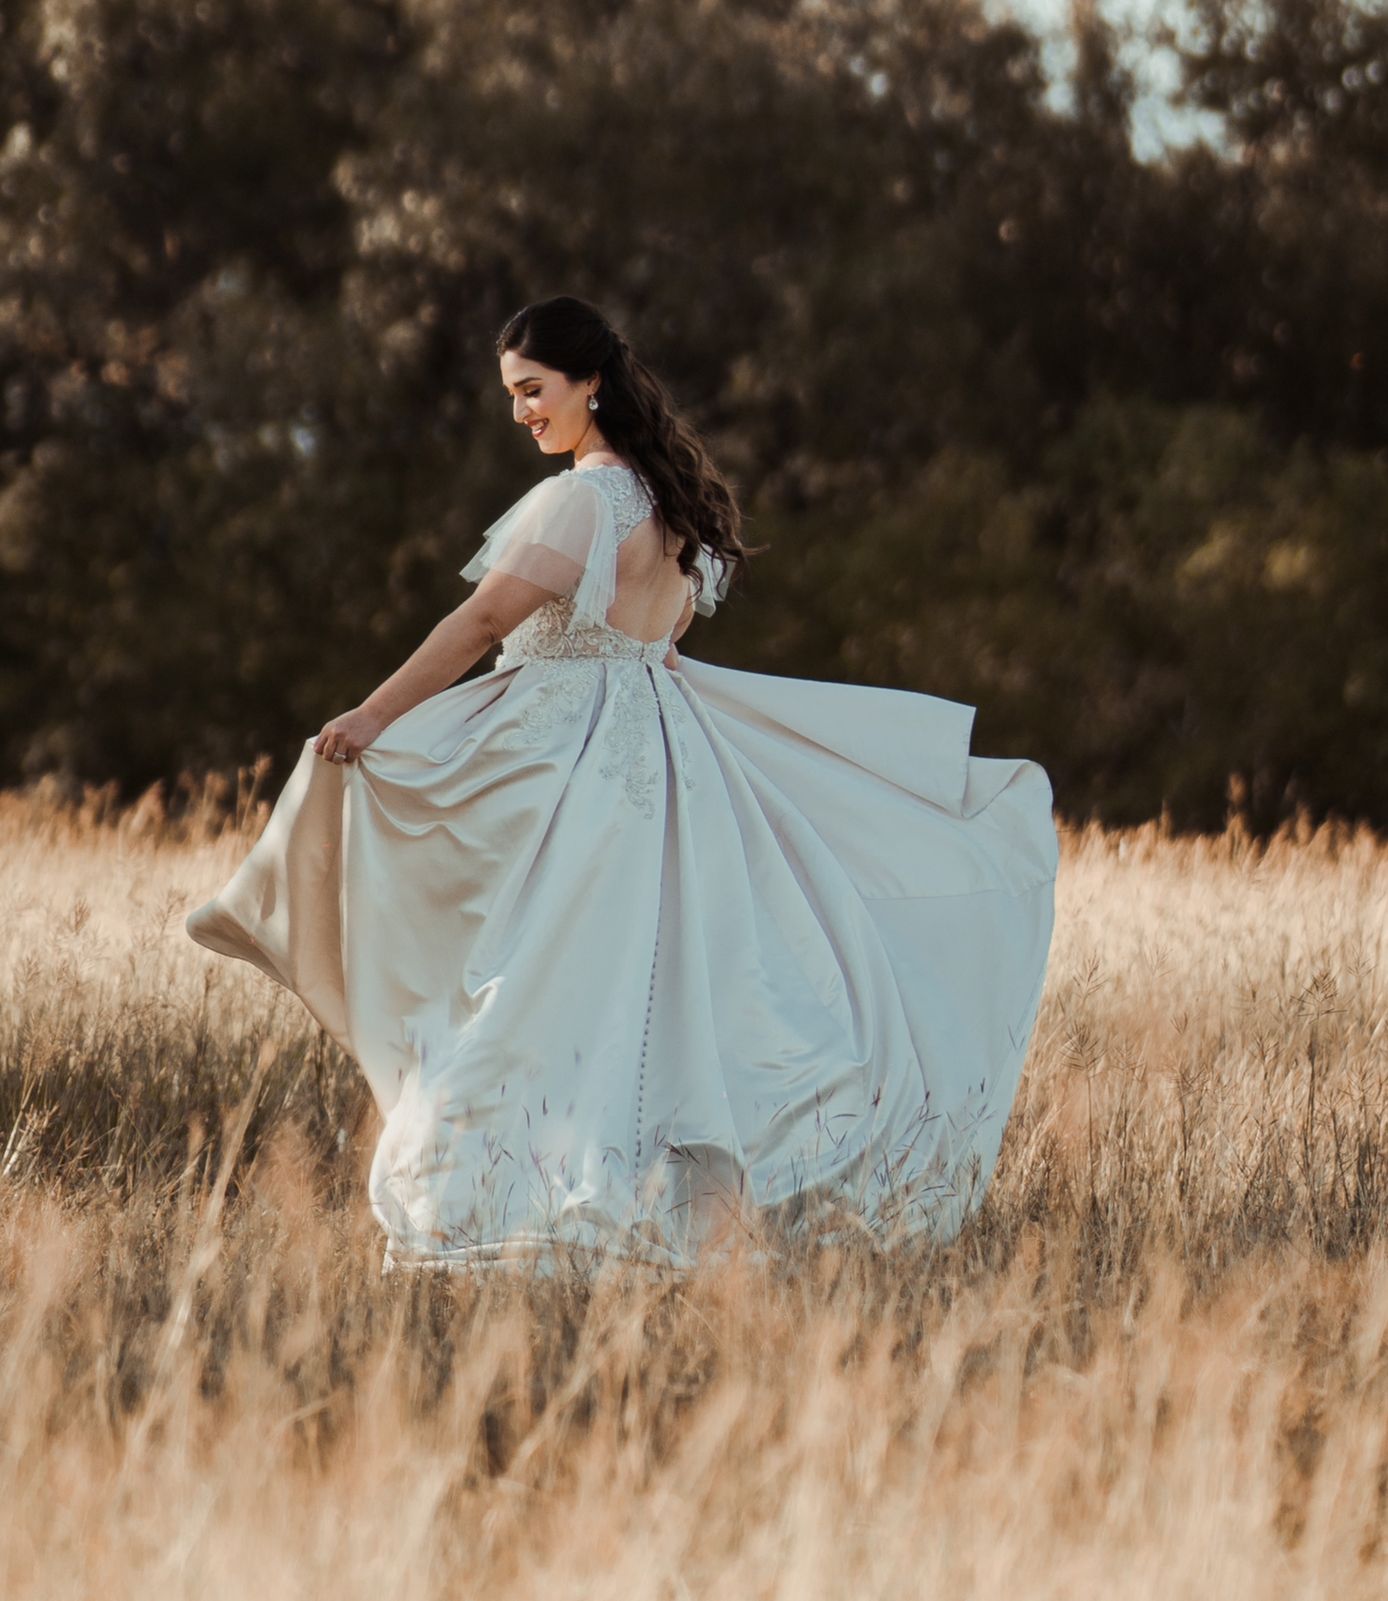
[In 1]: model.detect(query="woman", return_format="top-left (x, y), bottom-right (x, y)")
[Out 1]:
top-left (186, 295), bottom-right (1059, 1277)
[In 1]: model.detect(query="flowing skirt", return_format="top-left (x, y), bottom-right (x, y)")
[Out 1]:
top-left (185, 653), bottom-right (1059, 1274)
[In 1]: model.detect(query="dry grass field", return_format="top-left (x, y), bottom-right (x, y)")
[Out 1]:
top-left (1, 768), bottom-right (1386, 1599)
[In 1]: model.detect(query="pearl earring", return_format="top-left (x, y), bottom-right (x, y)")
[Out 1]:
top-left (587, 395), bottom-right (599, 411)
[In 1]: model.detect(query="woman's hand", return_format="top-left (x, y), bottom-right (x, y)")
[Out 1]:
top-left (313, 705), bottom-right (388, 766)
top-left (663, 644), bottom-right (680, 670)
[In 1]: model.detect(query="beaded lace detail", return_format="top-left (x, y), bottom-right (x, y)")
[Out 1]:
top-left (498, 597), bottom-right (673, 668)
top-left (599, 669), bottom-right (663, 819)
top-left (494, 657), bottom-right (602, 750)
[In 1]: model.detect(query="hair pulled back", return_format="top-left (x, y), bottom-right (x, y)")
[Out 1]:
top-left (496, 296), bottom-right (758, 609)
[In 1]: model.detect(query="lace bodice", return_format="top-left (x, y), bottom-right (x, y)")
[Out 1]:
top-left (497, 464), bottom-right (673, 668)
top-left (498, 599), bottom-right (674, 667)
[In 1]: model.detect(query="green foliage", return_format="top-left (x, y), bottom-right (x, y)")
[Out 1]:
top-left (1, 0), bottom-right (1385, 830)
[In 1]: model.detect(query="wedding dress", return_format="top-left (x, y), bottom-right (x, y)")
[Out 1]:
top-left (186, 461), bottom-right (1059, 1276)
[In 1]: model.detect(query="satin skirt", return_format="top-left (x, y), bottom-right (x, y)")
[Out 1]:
top-left (185, 653), bottom-right (1059, 1274)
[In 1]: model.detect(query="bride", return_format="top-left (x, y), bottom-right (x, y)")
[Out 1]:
top-left (186, 295), bottom-right (1059, 1276)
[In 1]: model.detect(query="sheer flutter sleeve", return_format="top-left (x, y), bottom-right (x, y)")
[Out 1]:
top-left (459, 472), bottom-right (617, 633)
top-left (689, 543), bottom-right (732, 617)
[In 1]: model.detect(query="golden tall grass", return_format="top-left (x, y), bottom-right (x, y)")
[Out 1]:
top-left (1, 771), bottom-right (1386, 1599)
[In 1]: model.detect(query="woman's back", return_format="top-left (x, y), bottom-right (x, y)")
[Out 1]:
top-left (609, 508), bottom-right (691, 644)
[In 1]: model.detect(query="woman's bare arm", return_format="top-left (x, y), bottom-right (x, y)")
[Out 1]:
top-left (313, 569), bottom-right (558, 762)
top-left (360, 572), bottom-right (555, 726)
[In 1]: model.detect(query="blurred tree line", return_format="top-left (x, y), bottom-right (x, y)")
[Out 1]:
top-left (0, 0), bottom-right (1384, 832)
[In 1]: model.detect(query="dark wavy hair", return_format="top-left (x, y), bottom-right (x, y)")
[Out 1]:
top-left (496, 296), bottom-right (761, 610)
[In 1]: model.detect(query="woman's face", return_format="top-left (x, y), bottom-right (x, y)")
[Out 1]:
top-left (499, 350), bottom-right (596, 456)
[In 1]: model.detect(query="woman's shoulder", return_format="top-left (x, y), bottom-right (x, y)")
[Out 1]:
top-left (467, 470), bottom-right (599, 560)
top-left (486, 468), bottom-right (606, 527)
top-left (564, 461), bottom-right (655, 535)
top-left (488, 464), bottom-right (643, 531)
top-left (568, 457), bottom-right (655, 489)
top-left (512, 464), bottom-right (632, 509)
top-left (563, 460), bottom-right (642, 492)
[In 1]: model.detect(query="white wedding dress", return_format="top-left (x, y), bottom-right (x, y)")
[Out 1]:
top-left (186, 461), bottom-right (1059, 1275)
